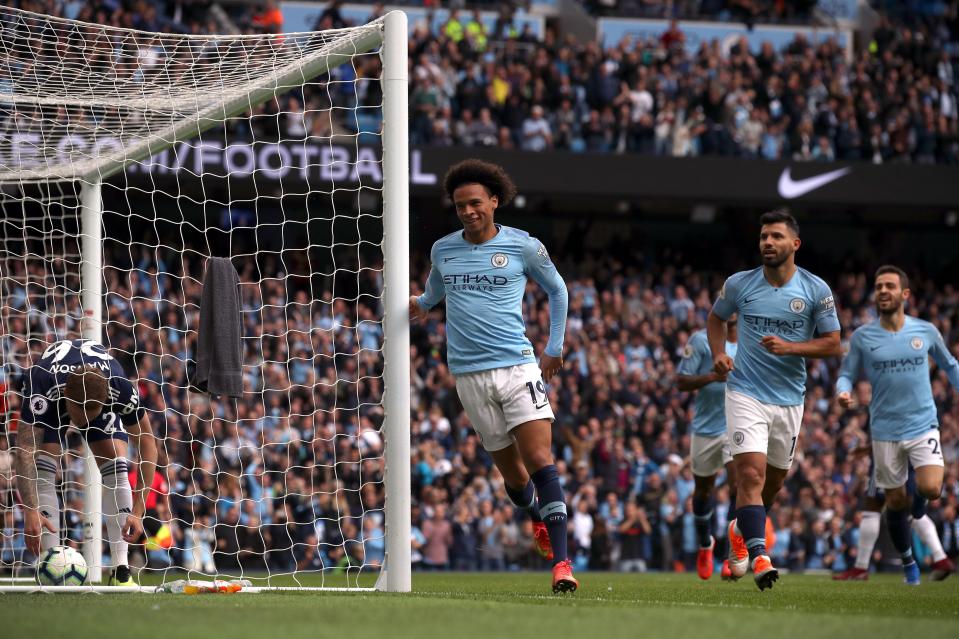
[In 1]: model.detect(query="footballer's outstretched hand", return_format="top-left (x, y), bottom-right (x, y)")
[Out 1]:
top-left (540, 354), bottom-right (563, 380)
top-left (409, 296), bottom-right (428, 322)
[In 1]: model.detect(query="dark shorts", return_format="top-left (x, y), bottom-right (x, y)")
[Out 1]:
top-left (0, 486), bottom-right (14, 509)
top-left (40, 422), bottom-right (129, 446)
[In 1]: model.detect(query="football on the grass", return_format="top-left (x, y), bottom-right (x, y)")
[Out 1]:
top-left (36, 545), bottom-right (88, 586)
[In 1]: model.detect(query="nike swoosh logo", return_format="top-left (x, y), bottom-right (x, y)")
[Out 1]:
top-left (870, 346), bottom-right (882, 351)
top-left (777, 167), bottom-right (852, 199)
top-left (743, 296), bottom-right (758, 304)
top-left (443, 256), bottom-right (457, 262)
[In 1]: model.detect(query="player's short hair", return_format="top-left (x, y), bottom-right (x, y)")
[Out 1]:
top-left (759, 209), bottom-right (800, 236)
top-left (443, 159), bottom-right (517, 206)
top-left (64, 365), bottom-right (109, 423)
top-left (875, 264), bottom-right (910, 290)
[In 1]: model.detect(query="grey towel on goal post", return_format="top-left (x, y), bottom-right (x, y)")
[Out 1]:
top-left (193, 257), bottom-right (243, 398)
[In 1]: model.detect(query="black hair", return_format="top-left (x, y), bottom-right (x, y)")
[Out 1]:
top-left (875, 264), bottom-right (910, 290)
top-left (443, 159), bottom-right (517, 206)
top-left (759, 209), bottom-right (800, 236)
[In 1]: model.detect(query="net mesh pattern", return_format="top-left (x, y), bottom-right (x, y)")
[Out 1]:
top-left (1, 6), bottom-right (388, 588)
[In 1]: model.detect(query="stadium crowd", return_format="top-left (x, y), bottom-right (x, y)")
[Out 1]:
top-left (406, 6), bottom-right (959, 164)
top-left (3, 230), bottom-right (959, 576)
top-left (1, 0), bottom-right (958, 579)
top-left (4, 0), bottom-right (958, 165)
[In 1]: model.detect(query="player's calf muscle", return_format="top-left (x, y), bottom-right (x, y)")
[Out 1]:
top-left (13, 425), bottom-right (42, 509)
top-left (735, 460), bottom-right (765, 501)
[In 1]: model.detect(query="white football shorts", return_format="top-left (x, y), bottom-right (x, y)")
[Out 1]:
top-left (690, 433), bottom-right (733, 477)
top-left (872, 430), bottom-right (944, 490)
top-left (725, 389), bottom-right (803, 470)
top-left (455, 363), bottom-right (554, 452)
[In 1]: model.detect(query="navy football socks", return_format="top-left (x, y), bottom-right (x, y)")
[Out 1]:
top-left (693, 494), bottom-right (714, 548)
top-left (910, 494), bottom-right (928, 521)
top-left (531, 465), bottom-right (568, 565)
top-left (737, 504), bottom-right (767, 561)
top-left (505, 480), bottom-right (543, 523)
top-left (887, 506), bottom-right (915, 563)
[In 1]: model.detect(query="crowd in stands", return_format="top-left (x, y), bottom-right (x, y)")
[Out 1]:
top-left (5, 0), bottom-right (959, 165)
top-left (3, 225), bottom-right (959, 576)
top-left (579, 0), bottom-right (818, 24)
top-left (405, 7), bottom-right (959, 164)
top-left (1, 0), bottom-right (959, 579)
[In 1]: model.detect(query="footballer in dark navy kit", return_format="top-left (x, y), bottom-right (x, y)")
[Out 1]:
top-left (15, 338), bottom-right (157, 586)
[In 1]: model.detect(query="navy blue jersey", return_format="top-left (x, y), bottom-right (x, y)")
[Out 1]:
top-left (20, 339), bottom-right (144, 441)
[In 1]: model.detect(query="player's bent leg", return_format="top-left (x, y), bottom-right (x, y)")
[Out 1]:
top-left (912, 514), bottom-right (953, 580)
top-left (729, 452), bottom-right (767, 580)
top-left (721, 460), bottom-right (737, 581)
top-left (761, 464), bottom-right (789, 553)
top-left (89, 437), bottom-right (136, 586)
top-left (488, 444), bottom-right (532, 497)
top-left (913, 464), bottom-right (945, 502)
top-left (885, 486), bottom-right (920, 585)
top-left (692, 473), bottom-right (717, 580)
top-left (489, 444), bottom-right (551, 560)
top-left (912, 463), bottom-right (950, 580)
top-left (35, 445), bottom-right (62, 553)
top-left (835, 499), bottom-right (882, 580)
top-left (512, 419), bottom-right (576, 592)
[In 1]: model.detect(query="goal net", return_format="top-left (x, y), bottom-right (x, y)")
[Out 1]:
top-left (0, 7), bottom-right (410, 592)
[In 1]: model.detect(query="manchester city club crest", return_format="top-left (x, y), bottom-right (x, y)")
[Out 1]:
top-left (682, 344), bottom-right (693, 358)
top-left (911, 337), bottom-right (924, 350)
top-left (789, 298), bottom-right (806, 313)
top-left (733, 431), bottom-right (745, 446)
top-left (491, 253), bottom-right (509, 268)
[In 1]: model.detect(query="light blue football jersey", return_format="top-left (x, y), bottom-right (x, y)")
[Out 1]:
top-left (837, 316), bottom-right (959, 441)
top-left (712, 266), bottom-right (840, 406)
top-left (416, 225), bottom-right (568, 375)
top-left (677, 330), bottom-right (737, 437)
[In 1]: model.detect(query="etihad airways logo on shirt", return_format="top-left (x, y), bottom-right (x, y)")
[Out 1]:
top-left (444, 273), bottom-right (508, 291)
top-left (872, 356), bottom-right (926, 373)
top-left (742, 315), bottom-right (805, 334)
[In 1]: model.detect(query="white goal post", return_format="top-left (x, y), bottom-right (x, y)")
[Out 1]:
top-left (0, 7), bottom-right (409, 592)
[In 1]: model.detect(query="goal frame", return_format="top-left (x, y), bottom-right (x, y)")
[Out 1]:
top-left (1, 10), bottom-right (410, 593)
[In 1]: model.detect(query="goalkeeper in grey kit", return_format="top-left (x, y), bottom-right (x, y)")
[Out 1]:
top-left (15, 339), bottom-right (157, 586)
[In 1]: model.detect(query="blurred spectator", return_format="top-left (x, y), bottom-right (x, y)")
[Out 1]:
top-left (421, 503), bottom-right (453, 569)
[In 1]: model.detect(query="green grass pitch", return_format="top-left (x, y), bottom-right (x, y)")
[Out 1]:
top-left (3, 572), bottom-right (958, 639)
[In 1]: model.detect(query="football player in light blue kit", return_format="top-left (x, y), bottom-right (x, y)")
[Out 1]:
top-left (708, 210), bottom-right (841, 590)
top-left (409, 159), bottom-right (576, 593)
top-left (836, 265), bottom-right (958, 584)
top-left (677, 316), bottom-right (738, 580)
